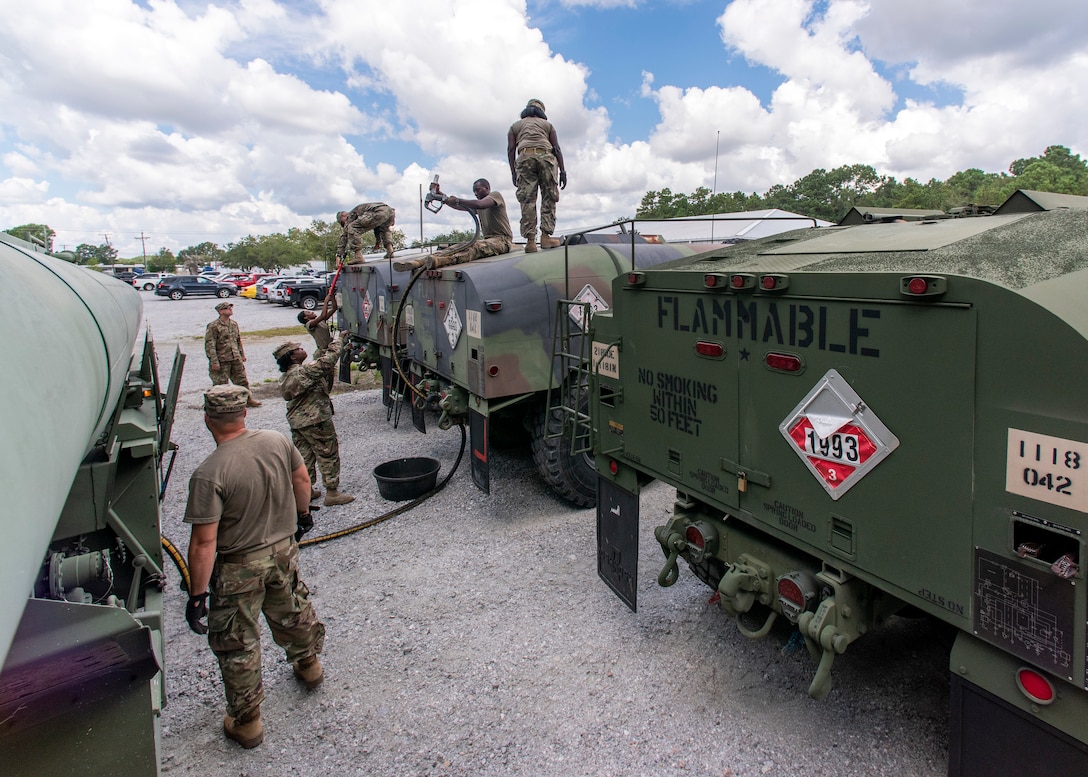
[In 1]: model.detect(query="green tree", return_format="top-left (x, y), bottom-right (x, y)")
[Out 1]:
top-left (4, 223), bottom-right (56, 251)
top-left (146, 247), bottom-right (176, 274)
top-left (415, 229), bottom-right (477, 247)
top-left (75, 242), bottom-right (118, 265)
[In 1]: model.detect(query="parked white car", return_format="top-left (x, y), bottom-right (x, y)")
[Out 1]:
top-left (132, 273), bottom-right (164, 291)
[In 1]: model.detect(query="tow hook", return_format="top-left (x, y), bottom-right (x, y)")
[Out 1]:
top-left (656, 532), bottom-right (685, 587)
top-left (797, 598), bottom-right (851, 700)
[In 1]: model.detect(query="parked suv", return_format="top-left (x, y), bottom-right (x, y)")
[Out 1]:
top-left (154, 275), bottom-right (238, 300)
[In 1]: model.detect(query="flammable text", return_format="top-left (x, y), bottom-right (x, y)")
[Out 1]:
top-left (656, 295), bottom-right (880, 357)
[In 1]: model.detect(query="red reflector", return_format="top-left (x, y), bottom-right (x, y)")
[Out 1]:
top-left (907, 277), bottom-right (928, 295)
top-left (765, 352), bottom-right (802, 372)
top-left (627, 272), bottom-right (644, 285)
top-left (685, 526), bottom-right (706, 550)
top-left (695, 341), bottom-right (724, 358)
top-left (777, 578), bottom-right (805, 608)
top-left (1016, 668), bottom-right (1056, 705)
top-left (390, 284), bottom-right (399, 292)
top-left (761, 276), bottom-right (776, 290)
top-left (704, 274), bottom-right (718, 288)
top-left (485, 301), bottom-right (502, 312)
top-left (488, 365), bottom-right (499, 377)
top-left (730, 275), bottom-right (745, 289)
top-left (608, 459), bottom-right (618, 475)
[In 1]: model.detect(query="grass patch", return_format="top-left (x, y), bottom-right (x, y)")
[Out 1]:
top-left (189, 325), bottom-right (307, 340)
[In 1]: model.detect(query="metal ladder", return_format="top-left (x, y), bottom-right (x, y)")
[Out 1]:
top-left (544, 300), bottom-right (595, 455)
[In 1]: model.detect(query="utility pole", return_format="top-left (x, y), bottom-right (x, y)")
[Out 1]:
top-left (711, 130), bottom-right (720, 242)
top-left (138, 232), bottom-right (148, 262)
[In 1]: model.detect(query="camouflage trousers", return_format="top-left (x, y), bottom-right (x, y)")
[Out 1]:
top-left (515, 152), bottom-right (560, 238)
top-left (209, 539), bottom-right (325, 720)
top-left (291, 419), bottom-right (342, 491)
top-left (394, 236), bottom-right (512, 272)
top-left (209, 359), bottom-right (250, 388)
top-left (344, 206), bottom-right (396, 259)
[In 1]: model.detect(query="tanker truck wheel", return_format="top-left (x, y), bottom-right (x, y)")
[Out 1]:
top-left (530, 394), bottom-right (597, 508)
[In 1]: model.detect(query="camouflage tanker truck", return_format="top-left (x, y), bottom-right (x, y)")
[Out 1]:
top-left (342, 238), bottom-right (703, 507)
top-left (0, 233), bottom-right (182, 775)
top-left (590, 191), bottom-right (1088, 776)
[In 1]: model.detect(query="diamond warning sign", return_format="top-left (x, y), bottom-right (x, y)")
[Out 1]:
top-left (779, 370), bottom-right (899, 499)
top-left (361, 290), bottom-right (372, 322)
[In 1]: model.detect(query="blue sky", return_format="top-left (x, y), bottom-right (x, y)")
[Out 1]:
top-left (0, 0), bottom-right (1084, 257)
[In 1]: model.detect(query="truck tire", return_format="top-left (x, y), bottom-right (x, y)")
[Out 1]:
top-left (169, 290), bottom-right (184, 300)
top-left (530, 392), bottom-right (597, 508)
top-left (301, 294), bottom-right (319, 310)
top-left (142, 281), bottom-right (155, 291)
top-left (216, 288), bottom-right (232, 298)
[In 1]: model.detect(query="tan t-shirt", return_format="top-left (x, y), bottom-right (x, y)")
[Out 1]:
top-left (480, 191), bottom-right (513, 240)
top-left (184, 429), bottom-right (304, 555)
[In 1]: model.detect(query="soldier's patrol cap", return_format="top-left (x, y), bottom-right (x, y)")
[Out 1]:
top-left (215, 301), bottom-right (234, 311)
top-left (203, 385), bottom-right (249, 415)
top-left (273, 341), bottom-right (301, 360)
top-left (526, 98), bottom-right (545, 112)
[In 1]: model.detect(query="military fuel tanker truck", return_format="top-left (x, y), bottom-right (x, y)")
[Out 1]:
top-left (0, 233), bottom-right (182, 775)
top-left (343, 238), bottom-right (705, 506)
top-left (590, 191), bottom-right (1088, 776)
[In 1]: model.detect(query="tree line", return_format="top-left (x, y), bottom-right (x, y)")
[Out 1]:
top-left (6, 145), bottom-right (1085, 267)
top-left (636, 145), bottom-right (1088, 222)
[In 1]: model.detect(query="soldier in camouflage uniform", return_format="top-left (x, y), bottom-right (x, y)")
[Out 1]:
top-left (337, 203), bottom-right (397, 263)
top-left (274, 334), bottom-right (355, 506)
top-left (392, 179), bottom-right (512, 272)
top-left (507, 98), bottom-right (567, 253)
top-left (183, 385), bottom-right (325, 750)
top-left (204, 301), bottom-right (261, 407)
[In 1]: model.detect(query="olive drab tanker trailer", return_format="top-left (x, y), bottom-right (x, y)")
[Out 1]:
top-left (339, 257), bottom-right (413, 407)
top-left (589, 194), bottom-right (1088, 776)
top-left (371, 239), bottom-right (702, 506)
top-left (0, 233), bottom-right (183, 775)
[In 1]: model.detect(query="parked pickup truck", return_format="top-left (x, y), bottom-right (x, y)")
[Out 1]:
top-left (282, 278), bottom-right (332, 310)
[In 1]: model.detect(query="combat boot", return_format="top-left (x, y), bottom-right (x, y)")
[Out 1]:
top-left (324, 489), bottom-right (355, 506)
top-left (384, 242), bottom-right (395, 259)
top-left (540, 234), bottom-right (561, 249)
top-left (525, 235), bottom-right (538, 253)
top-left (246, 396), bottom-right (262, 408)
top-left (310, 488), bottom-right (322, 501)
top-left (223, 710), bottom-right (264, 749)
top-left (293, 655), bottom-right (324, 689)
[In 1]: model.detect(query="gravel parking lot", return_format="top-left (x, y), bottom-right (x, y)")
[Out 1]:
top-left (150, 292), bottom-right (949, 777)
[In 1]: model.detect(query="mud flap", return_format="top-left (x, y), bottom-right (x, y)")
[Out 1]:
top-left (470, 408), bottom-right (489, 495)
top-left (379, 353), bottom-right (394, 407)
top-left (597, 476), bottom-right (639, 612)
top-left (338, 349), bottom-right (352, 384)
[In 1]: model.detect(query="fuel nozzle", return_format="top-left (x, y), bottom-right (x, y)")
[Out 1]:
top-left (424, 174), bottom-right (446, 213)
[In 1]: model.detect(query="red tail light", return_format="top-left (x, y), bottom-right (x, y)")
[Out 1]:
top-left (1016, 668), bottom-right (1056, 705)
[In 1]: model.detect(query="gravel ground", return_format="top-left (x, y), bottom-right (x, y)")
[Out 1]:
top-left (149, 293), bottom-right (949, 777)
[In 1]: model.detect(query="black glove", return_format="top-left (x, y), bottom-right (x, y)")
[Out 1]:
top-left (186, 592), bottom-right (209, 635)
top-left (296, 510), bottom-right (315, 541)
top-left (559, 170), bottom-right (568, 190)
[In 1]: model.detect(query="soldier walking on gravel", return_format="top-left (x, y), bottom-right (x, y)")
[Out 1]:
top-left (274, 332), bottom-right (355, 506)
top-left (183, 385), bottom-right (325, 750)
top-left (204, 301), bottom-right (261, 406)
top-left (507, 98), bottom-right (567, 252)
top-left (337, 202), bottom-right (397, 263)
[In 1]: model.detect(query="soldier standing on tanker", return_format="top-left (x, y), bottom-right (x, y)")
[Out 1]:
top-left (393, 179), bottom-right (512, 272)
top-left (205, 301), bottom-right (260, 407)
top-left (337, 203), bottom-right (397, 263)
top-left (274, 332), bottom-right (355, 506)
top-left (507, 98), bottom-right (567, 253)
top-left (183, 385), bottom-right (325, 750)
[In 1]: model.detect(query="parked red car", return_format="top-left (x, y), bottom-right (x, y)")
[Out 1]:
top-left (226, 272), bottom-right (272, 289)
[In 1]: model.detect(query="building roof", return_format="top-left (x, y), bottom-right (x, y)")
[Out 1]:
top-left (565, 209), bottom-right (831, 246)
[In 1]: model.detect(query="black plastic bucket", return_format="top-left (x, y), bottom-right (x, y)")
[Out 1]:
top-left (372, 457), bottom-right (440, 501)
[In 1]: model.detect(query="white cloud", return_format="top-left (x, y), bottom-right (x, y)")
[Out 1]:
top-left (0, 0), bottom-right (1085, 256)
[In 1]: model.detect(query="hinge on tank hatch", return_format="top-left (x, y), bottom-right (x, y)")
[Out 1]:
top-left (719, 458), bottom-right (771, 493)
